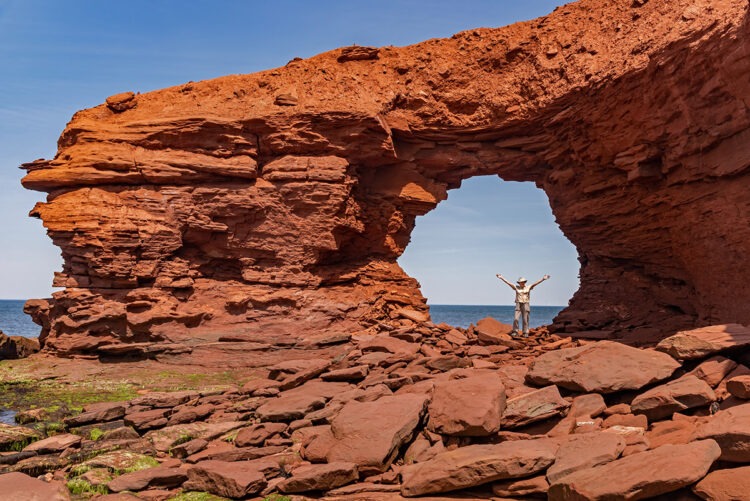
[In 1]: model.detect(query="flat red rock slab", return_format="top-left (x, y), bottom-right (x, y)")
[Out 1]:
top-left (502, 385), bottom-right (570, 428)
top-left (631, 375), bottom-right (716, 421)
top-left (526, 341), bottom-right (680, 393)
top-left (234, 422), bottom-right (287, 447)
top-left (693, 465), bottom-right (750, 500)
top-left (726, 375), bottom-right (750, 399)
top-left (694, 402), bottom-right (750, 461)
top-left (107, 466), bottom-right (187, 492)
top-left (688, 356), bottom-right (738, 387)
top-left (0, 472), bottom-right (70, 500)
top-left (427, 373), bottom-right (506, 436)
top-left (546, 432), bottom-right (625, 484)
top-left (327, 393), bottom-right (428, 475)
top-left (184, 460), bottom-right (267, 498)
top-left (278, 461), bottom-right (358, 493)
top-left (547, 440), bottom-right (721, 500)
top-left (656, 324), bottom-right (750, 360)
top-left (255, 392), bottom-right (326, 421)
top-left (400, 438), bottom-right (558, 497)
top-left (23, 433), bottom-right (81, 454)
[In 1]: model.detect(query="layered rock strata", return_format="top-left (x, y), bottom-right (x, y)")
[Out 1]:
top-left (2, 323), bottom-right (750, 499)
top-left (22, 0), bottom-right (750, 354)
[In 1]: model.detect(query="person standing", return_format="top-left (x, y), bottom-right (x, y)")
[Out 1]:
top-left (496, 273), bottom-right (550, 337)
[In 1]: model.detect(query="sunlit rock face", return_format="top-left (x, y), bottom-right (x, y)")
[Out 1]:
top-left (22, 0), bottom-right (750, 355)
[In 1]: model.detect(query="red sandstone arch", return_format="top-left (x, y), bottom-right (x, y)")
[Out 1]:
top-left (22, 0), bottom-right (750, 355)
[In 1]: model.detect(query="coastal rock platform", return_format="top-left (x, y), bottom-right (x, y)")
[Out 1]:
top-left (1, 323), bottom-right (750, 500)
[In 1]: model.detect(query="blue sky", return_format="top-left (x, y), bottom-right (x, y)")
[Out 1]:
top-left (0, 0), bottom-right (575, 305)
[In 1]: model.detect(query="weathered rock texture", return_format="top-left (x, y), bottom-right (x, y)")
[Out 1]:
top-left (21, 0), bottom-right (750, 354)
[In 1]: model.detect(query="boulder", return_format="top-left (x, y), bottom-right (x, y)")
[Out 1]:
top-left (234, 423), bottom-right (287, 447)
top-left (492, 475), bottom-right (549, 498)
top-left (321, 365), bottom-right (369, 382)
top-left (474, 317), bottom-right (513, 344)
top-left (0, 333), bottom-right (40, 360)
top-left (283, 380), bottom-right (354, 399)
top-left (301, 426), bottom-right (337, 462)
top-left (400, 438), bottom-right (558, 496)
top-left (327, 394), bottom-right (428, 474)
top-left (547, 433), bottom-right (626, 484)
top-left (144, 421), bottom-right (245, 452)
top-left (0, 423), bottom-right (38, 452)
top-left (130, 390), bottom-right (198, 408)
top-left (527, 341), bottom-right (680, 393)
top-left (547, 440), bottom-right (721, 501)
top-left (631, 375), bottom-right (716, 421)
top-left (123, 409), bottom-right (169, 431)
top-left (359, 336), bottom-right (420, 356)
top-left (549, 393), bottom-right (607, 436)
top-left (278, 360), bottom-right (332, 391)
top-left (645, 419), bottom-right (697, 449)
top-left (656, 324), bottom-right (750, 360)
top-left (255, 392), bottom-right (327, 421)
top-left (107, 466), bottom-right (187, 492)
top-left (693, 465), bottom-right (750, 501)
top-left (688, 356), bottom-right (738, 387)
top-left (427, 373), bottom-right (506, 436)
top-left (502, 385), bottom-right (570, 428)
top-left (241, 378), bottom-right (282, 395)
top-left (184, 460), bottom-right (267, 498)
top-left (167, 402), bottom-right (214, 425)
top-left (716, 364), bottom-right (750, 400)
top-left (185, 444), bottom-right (286, 463)
top-left (0, 471), bottom-right (70, 500)
top-left (81, 451), bottom-right (157, 473)
top-left (65, 402), bottom-right (127, 426)
top-left (278, 462), bottom-right (358, 493)
top-left (693, 403), bottom-right (750, 461)
top-left (603, 413), bottom-right (648, 429)
top-left (23, 433), bottom-right (81, 454)
top-left (726, 375), bottom-right (750, 399)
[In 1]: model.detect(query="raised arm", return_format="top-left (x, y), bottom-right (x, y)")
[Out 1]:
top-left (496, 274), bottom-right (516, 289)
top-left (529, 274), bottom-right (551, 290)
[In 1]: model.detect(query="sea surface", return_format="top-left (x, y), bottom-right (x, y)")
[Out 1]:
top-left (0, 300), bottom-right (39, 338)
top-left (0, 300), bottom-right (564, 339)
top-left (428, 304), bottom-right (564, 329)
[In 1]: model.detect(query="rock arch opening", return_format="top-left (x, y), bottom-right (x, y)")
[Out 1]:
top-left (398, 175), bottom-right (579, 328)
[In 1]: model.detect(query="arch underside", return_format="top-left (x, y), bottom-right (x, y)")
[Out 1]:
top-left (21, 0), bottom-right (750, 355)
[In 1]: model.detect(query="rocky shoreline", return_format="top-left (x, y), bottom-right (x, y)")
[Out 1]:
top-left (2, 318), bottom-right (750, 500)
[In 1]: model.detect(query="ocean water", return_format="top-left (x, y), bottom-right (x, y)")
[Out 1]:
top-left (429, 304), bottom-right (564, 329)
top-left (0, 300), bottom-right (39, 338)
top-left (0, 409), bottom-right (16, 425)
top-left (0, 300), bottom-right (563, 339)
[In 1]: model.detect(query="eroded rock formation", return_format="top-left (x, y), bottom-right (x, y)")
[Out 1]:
top-left (22, 0), bottom-right (750, 355)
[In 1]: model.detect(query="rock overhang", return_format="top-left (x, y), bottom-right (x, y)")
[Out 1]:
top-left (20, 0), bottom-right (750, 356)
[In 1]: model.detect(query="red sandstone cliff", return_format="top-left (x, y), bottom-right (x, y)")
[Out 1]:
top-left (21, 0), bottom-right (750, 356)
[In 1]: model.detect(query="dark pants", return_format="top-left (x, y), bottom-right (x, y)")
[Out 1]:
top-left (513, 302), bottom-right (530, 335)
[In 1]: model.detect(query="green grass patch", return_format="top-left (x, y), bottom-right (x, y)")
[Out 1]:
top-left (70, 464), bottom-right (92, 476)
top-left (119, 455), bottom-right (160, 474)
top-left (7, 437), bottom-right (34, 452)
top-left (263, 495), bottom-right (292, 501)
top-left (222, 430), bottom-right (239, 443)
top-left (88, 428), bottom-right (105, 441)
top-left (0, 378), bottom-right (137, 416)
top-left (168, 491), bottom-right (230, 501)
top-left (66, 478), bottom-right (108, 496)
